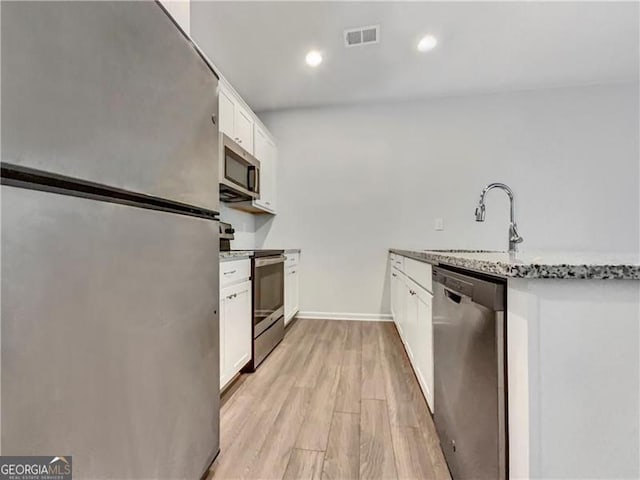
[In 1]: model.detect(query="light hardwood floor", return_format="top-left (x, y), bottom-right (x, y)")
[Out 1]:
top-left (208, 319), bottom-right (451, 480)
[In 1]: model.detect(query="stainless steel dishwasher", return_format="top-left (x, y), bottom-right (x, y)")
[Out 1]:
top-left (432, 266), bottom-right (507, 480)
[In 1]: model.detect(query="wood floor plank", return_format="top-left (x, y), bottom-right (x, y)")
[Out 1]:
top-left (378, 323), bottom-right (420, 427)
top-left (295, 323), bottom-right (331, 388)
top-left (391, 426), bottom-right (437, 480)
top-left (360, 399), bottom-right (398, 480)
top-left (335, 349), bottom-right (362, 414)
top-left (361, 322), bottom-right (386, 400)
top-left (322, 412), bottom-right (360, 480)
top-left (343, 320), bottom-right (362, 351)
top-left (296, 363), bottom-right (342, 450)
top-left (325, 320), bottom-right (349, 367)
top-left (283, 449), bottom-right (324, 480)
top-left (246, 387), bottom-right (311, 480)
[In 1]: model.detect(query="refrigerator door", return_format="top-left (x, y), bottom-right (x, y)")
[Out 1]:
top-left (1, 1), bottom-right (219, 212)
top-left (1, 186), bottom-right (220, 480)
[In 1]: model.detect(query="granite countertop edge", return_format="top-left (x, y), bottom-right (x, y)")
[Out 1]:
top-left (220, 251), bottom-right (253, 261)
top-left (220, 248), bottom-right (301, 260)
top-left (389, 248), bottom-right (640, 280)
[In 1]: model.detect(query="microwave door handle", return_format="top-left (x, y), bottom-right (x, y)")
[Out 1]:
top-left (247, 165), bottom-right (257, 194)
top-left (252, 166), bottom-right (260, 195)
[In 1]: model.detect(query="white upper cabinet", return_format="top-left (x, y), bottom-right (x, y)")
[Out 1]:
top-left (219, 88), bottom-right (235, 139)
top-left (253, 126), bottom-right (277, 213)
top-left (234, 104), bottom-right (254, 152)
top-left (218, 83), bottom-right (254, 154)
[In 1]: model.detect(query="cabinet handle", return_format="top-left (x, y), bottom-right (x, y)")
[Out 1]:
top-left (291, 270), bottom-right (296, 274)
top-left (392, 273), bottom-right (397, 277)
top-left (224, 270), bottom-right (236, 275)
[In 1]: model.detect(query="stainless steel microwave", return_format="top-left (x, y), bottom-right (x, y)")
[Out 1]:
top-left (219, 133), bottom-right (260, 202)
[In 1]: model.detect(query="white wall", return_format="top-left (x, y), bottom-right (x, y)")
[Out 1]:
top-left (219, 204), bottom-right (256, 250)
top-left (256, 84), bottom-right (639, 319)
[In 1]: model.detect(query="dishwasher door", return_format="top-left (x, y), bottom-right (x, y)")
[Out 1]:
top-left (432, 267), bottom-right (506, 480)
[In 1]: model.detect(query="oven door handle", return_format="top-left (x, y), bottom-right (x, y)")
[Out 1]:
top-left (255, 255), bottom-right (286, 267)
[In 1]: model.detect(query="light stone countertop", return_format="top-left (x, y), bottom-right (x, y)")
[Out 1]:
top-left (220, 249), bottom-right (301, 261)
top-left (220, 251), bottom-right (253, 261)
top-left (390, 249), bottom-right (640, 280)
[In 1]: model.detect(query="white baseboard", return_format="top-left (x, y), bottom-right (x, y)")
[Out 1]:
top-left (296, 311), bottom-right (393, 322)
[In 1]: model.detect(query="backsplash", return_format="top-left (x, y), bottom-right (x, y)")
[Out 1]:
top-left (219, 204), bottom-right (256, 250)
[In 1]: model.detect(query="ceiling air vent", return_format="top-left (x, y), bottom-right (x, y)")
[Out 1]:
top-left (344, 25), bottom-right (380, 48)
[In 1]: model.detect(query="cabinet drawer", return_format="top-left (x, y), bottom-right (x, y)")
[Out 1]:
top-left (390, 253), bottom-right (404, 271)
top-left (404, 257), bottom-right (432, 293)
top-left (285, 252), bottom-right (299, 268)
top-left (220, 258), bottom-right (251, 286)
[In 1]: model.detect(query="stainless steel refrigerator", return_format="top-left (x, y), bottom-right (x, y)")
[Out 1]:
top-left (1, 2), bottom-right (220, 479)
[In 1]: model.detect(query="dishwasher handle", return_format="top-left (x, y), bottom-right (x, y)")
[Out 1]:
top-left (433, 266), bottom-right (506, 311)
top-left (444, 288), bottom-right (462, 304)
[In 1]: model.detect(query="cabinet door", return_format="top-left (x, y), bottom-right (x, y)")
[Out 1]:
top-left (268, 140), bottom-right (277, 212)
top-left (234, 105), bottom-right (254, 152)
top-left (390, 269), bottom-right (399, 321)
top-left (284, 266), bottom-right (299, 325)
top-left (219, 88), bottom-right (235, 138)
top-left (224, 280), bottom-right (252, 376)
top-left (395, 273), bottom-right (407, 340)
top-left (253, 127), bottom-right (270, 210)
top-left (253, 128), bottom-right (276, 212)
top-left (402, 278), bottom-right (417, 358)
top-left (291, 267), bottom-right (299, 314)
top-left (284, 266), bottom-right (293, 324)
top-left (414, 287), bottom-right (434, 412)
top-left (219, 290), bottom-right (229, 389)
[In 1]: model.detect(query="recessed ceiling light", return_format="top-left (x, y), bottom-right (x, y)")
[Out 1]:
top-left (417, 35), bottom-right (438, 52)
top-left (305, 50), bottom-right (323, 67)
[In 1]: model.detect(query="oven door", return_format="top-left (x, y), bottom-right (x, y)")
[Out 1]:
top-left (253, 255), bottom-right (285, 337)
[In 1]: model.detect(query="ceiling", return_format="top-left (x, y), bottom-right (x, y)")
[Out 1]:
top-left (191, 1), bottom-right (639, 112)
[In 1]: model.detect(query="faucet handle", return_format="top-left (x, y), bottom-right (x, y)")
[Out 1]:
top-left (510, 223), bottom-right (523, 243)
top-left (475, 204), bottom-right (486, 222)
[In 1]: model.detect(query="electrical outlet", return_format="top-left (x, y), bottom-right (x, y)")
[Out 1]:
top-left (434, 218), bottom-right (444, 231)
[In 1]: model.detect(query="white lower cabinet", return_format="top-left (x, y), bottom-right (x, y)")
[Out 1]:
top-left (220, 259), bottom-right (252, 391)
top-left (284, 253), bottom-right (300, 326)
top-left (389, 255), bottom-right (434, 412)
top-left (411, 282), bottom-right (434, 411)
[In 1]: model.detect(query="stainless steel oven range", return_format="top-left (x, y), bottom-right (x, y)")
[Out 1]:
top-left (250, 250), bottom-right (285, 370)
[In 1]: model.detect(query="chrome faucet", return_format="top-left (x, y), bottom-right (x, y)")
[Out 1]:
top-left (475, 183), bottom-right (523, 253)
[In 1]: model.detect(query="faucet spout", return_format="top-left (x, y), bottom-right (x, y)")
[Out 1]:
top-left (475, 183), bottom-right (523, 253)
